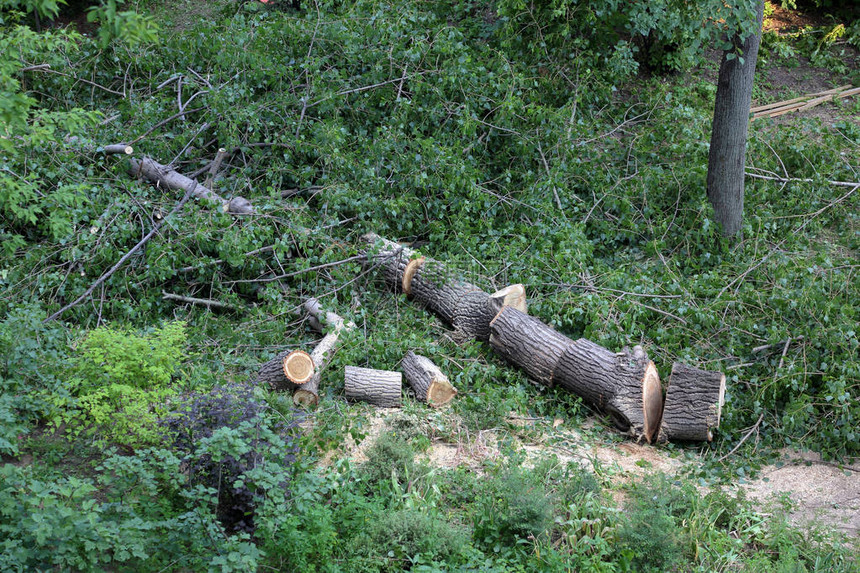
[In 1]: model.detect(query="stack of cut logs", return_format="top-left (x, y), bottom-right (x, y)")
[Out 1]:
top-left (254, 298), bottom-right (458, 409)
top-left (360, 233), bottom-right (725, 444)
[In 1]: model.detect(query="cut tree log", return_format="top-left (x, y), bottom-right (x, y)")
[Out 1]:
top-left (128, 155), bottom-right (254, 215)
top-left (401, 351), bottom-right (457, 407)
top-left (283, 350), bottom-right (314, 385)
top-left (294, 298), bottom-right (355, 408)
top-left (362, 233), bottom-right (525, 340)
top-left (553, 340), bottom-right (663, 443)
top-left (488, 306), bottom-right (574, 387)
top-left (344, 366), bottom-right (402, 407)
top-left (254, 298), bottom-right (353, 403)
top-left (657, 362), bottom-right (725, 442)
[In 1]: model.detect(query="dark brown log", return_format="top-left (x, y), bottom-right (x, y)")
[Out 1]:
top-left (128, 156), bottom-right (254, 215)
top-left (283, 350), bottom-right (314, 385)
top-left (344, 366), bottom-right (402, 407)
top-left (294, 298), bottom-right (354, 408)
top-left (452, 290), bottom-right (493, 340)
top-left (657, 363), bottom-right (725, 442)
top-left (553, 340), bottom-right (662, 443)
top-left (401, 351), bottom-right (457, 407)
top-left (488, 306), bottom-right (574, 387)
top-left (256, 347), bottom-right (301, 392)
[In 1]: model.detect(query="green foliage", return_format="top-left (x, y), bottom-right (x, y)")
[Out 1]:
top-left (57, 321), bottom-right (187, 448)
top-left (360, 430), bottom-right (419, 489)
top-left (474, 467), bottom-right (555, 550)
top-left (86, 1), bottom-right (159, 49)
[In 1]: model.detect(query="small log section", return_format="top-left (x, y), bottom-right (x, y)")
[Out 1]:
top-left (489, 306), bottom-right (573, 387)
top-left (362, 233), bottom-right (525, 341)
top-left (657, 363), bottom-right (725, 442)
top-left (401, 351), bottom-right (457, 407)
top-left (283, 350), bottom-right (314, 385)
top-left (128, 155), bottom-right (254, 215)
top-left (344, 366), bottom-right (402, 407)
top-left (293, 298), bottom-right (355, 408)
top-left (553, 340), bottom-right (663, 443)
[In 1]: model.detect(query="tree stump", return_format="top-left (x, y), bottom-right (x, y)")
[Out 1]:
top-left (344, 366), bottom-right (402, 407)
top-left (553, 340), bottom-right (663, 443)
top-left (657, 362), bottom-right (725, 442)
top-left (401, 351), bottom-right (457, 407)
top-left (489, 306), bottom-right (574, 387)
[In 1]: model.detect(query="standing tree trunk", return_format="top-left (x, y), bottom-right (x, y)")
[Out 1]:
top-left (707, 0), bottom-right (765, 237)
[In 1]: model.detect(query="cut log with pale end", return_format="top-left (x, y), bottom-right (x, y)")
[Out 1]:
top-left (128, 155), bottom-right (254, 215)
top-left (489, 306), bottom-right (574, 387)
top-left (256, 348), bottom-right (302, 392)
top-left (657, 362), bottom-right (725, 443)
top-left (294, 298), bottom-right (355, 408)
top-left (103, 144), bottom-right (133, 155)
top-left (283, 350), bottom-right (314, 385)
top-left (553, 340), bottom-right (662, 443)
top-left (344, 366), bottom-right (402, 407)
top-left (401, 351), bottom-right (457, 407)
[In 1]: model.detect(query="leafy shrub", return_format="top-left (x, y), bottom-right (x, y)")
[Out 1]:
top-left (360, 430), bottom-right (418, 489)
top-left (347, 508), bottom-right (470, 571)
top-left (616, 475), bottom-right (689, 572)
top-left (55, 321), bottom-right (187, 448)
top-left (164, 383), bottom-right (297, 533)
top-left (474, 467), bottom-right (555, 549)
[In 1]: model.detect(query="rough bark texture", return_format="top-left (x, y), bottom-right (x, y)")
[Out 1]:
top-left (401, 351), bottom-right (457, 407)
top-left (344, 366), bottom-right (402, 407)
top-left (294, 298), bottom-right (354, 408)
top-left (553, 340), bottom-right (663, 443)
top-left (452, 290), bottom-right (493, 341)
top-left (129, 156), bottom-right (254, 215)
top-left (657, 363), bottom-right (726, 443)
top-left (706, 0), bottom-right (765, 237)
top-left (489, 307), bottom-right (574, 387)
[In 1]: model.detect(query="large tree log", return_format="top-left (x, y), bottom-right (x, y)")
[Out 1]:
top-left (401, 351), bottom-right (457, 407)
top-left (553, 341), bottom-right (662, 443)
top-left (344, 366), bottom-right (402, 407)
top-left (657, 363), bottom-right (725, 442)
top-left (128, 155), bottom-right (254, 215)
top-left (362, 234), bottom-right (525, 341)
top-left (488, 306), bottom-right (574, 387)
top-left (293, 298), bottom-right (354, 408)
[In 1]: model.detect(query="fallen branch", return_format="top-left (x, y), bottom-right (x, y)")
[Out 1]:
top-left (745, 172), bottom-right (859, 189)
top-left (294, 298), bottom-right (355, 408)
top-left (401, 351), bottom-right (457, 407)
top-left (44, 183), bottom-right (197, 323)
top-left (128, 155), bottom-right (254, 215)
top-left (162, 291), bottom-right (243, 312)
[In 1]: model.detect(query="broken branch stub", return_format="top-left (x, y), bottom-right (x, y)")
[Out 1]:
top-left (657, 362), bottom-right (725, 442)
top-left (401, 351), bottom-right (457, 407)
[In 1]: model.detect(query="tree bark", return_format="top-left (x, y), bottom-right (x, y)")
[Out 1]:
top-left (553, 340), bottom-right (663, 443)
top-left (128, 155), bottom-right (254, 215)
top-left (706, 0), bottom-right (765, 237)
top-left (363, 234), bottom-right (526, 341)
top-left (488, 306), bottom-right (574, 387)
top-left (401, 351), bottom-right (457, 407)
top-left (657, 362), bottom-right (725, 442)
top-left (294, 298), bottom-right (354, 408)
top-left (344, 366), bottom-right (402, 407)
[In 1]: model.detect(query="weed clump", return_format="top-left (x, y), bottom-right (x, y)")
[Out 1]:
top-left (474, 467), bottom-right (555, 548)
top-left (360, 430), bottom-right (418, 488)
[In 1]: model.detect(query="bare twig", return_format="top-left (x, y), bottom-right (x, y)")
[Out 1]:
top-left (44, 183), bottom-right (197, 323)
top-left (129, 107), bottom-right (205, 144)
top-left (223, 254), bottom-right (365, 285)
top-left (716, 413), bottom-right (764, 464)
top-left (745, 171), bottom-right (860, 189)
top-left (162, 291), bottom-right (242, 312)
top-left (21, 64), bottom-right (126, 96)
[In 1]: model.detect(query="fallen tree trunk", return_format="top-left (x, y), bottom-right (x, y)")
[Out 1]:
top-left (489, 306), bottom-right (574, 387)
top-left (293, 298), bottom-right (354, 408)
top-left (344, 366), bottom-right (402, 407)
top-left (362, 233), bottom-right (524, 340)
top-left (401, 351), bottom-right (457, 407)
top-left (128, 155), bottom-right (254, 215)
top-left (657, 363), bottom-right (725, 442)
top-left (553, 340), bottom-right (663, 443)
